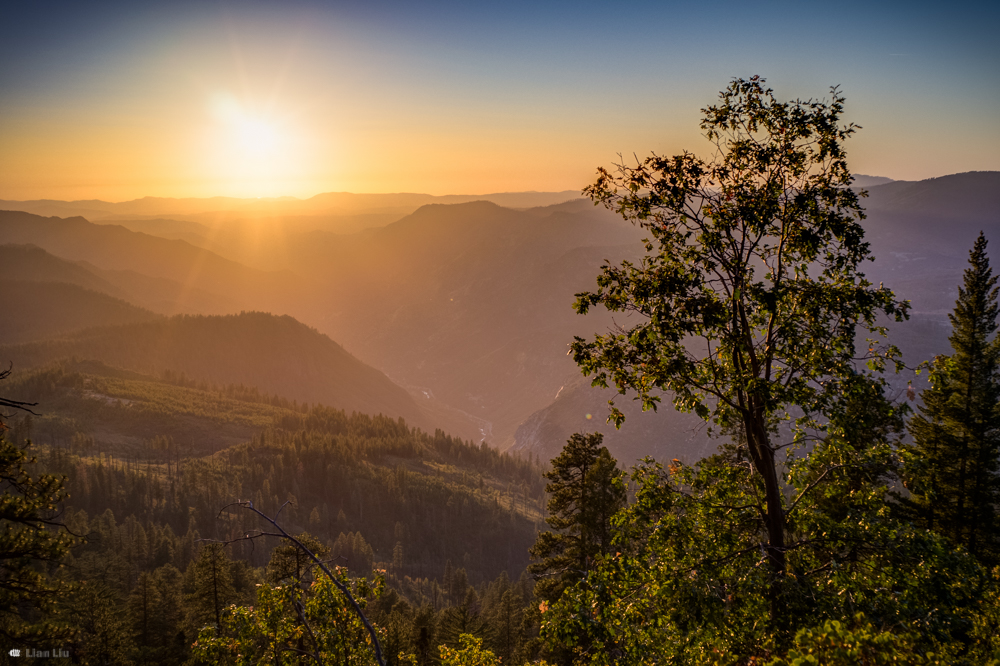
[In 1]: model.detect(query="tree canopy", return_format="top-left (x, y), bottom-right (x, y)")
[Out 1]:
top-left (572, 76), bottom-right (909, 618)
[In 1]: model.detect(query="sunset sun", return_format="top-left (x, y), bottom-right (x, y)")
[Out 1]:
top-left (202, 92), bottom-right (303, 196)
top-left (234, 117), bottom-right (280, 156)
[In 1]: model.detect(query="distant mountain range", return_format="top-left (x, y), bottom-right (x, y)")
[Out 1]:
top-left (1, 173), bottom-right (997, 465)
top-left (0, 190), bottom-right (581, 222)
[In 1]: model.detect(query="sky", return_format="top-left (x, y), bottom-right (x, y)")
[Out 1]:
top-left (1, 0), bottom-right (997, 201)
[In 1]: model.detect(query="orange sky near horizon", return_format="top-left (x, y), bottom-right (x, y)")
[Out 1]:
top-left (2, 1), bottom-right (998, 203)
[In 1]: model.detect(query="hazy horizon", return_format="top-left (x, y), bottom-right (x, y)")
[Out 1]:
top-left (2, 0), bottom-right (998, 201)
top-left (0, 172), bottom-right (972, 208)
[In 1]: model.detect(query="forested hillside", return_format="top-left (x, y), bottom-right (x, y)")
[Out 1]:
top-left (1, 360), bottom-right (549, 662)
top-left (0, 312), bottom-right (427, 427)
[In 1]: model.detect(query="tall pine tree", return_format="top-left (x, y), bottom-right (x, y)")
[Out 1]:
top-left (901, 232), bottom-right (1000, 564)
top-left (529, 432), bottom-right (625, 605)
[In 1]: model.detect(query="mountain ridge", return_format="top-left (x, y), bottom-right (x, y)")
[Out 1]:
top-left (0, 311), bottom-right (429, 428)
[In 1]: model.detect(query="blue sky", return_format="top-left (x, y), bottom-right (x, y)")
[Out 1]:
top-left (2, 0), bottom-right (997, 199)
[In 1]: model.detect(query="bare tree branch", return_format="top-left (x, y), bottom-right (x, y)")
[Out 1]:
top-left (206, 500), bottom-right (387, 666)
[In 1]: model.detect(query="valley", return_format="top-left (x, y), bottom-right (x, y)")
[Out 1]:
top-left (3, 172), bottom-right (996, 464)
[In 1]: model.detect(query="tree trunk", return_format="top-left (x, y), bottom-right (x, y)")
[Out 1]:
top-left (745, 409), bottom-right (785, 622)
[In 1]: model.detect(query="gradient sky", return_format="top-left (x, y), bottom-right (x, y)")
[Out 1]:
top-left (2, 0), bottom-right (997, 201)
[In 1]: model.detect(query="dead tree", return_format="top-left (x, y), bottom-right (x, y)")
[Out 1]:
top-left (209, 500), bottom-right (387, 666)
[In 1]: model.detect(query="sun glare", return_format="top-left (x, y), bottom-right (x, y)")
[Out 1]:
top-left (200, 91), bottom-right (307, 197)
top-left (236, 118), bottom-right (279, 156)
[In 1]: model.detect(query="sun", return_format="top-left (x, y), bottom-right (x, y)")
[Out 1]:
top-left (202, 92), bottom-right (302, 196)
top-left (210, 93), bottom-right (283, 159)
top-left (235, 117), bottom-right (279, 156)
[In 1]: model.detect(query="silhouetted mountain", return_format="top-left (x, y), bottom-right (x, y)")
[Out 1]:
top-left (0, 243), bottom-right (128, 299)
top-left (3, 174), bottom-right (994, 461)
top-left (95, 213), bottom-right (406, 270)
top-left (291, 200), bottom-right (646, 446)
top-left (0, 210), bottom-right (298, 313)
top-left (862, 171), bottom-right (1000, 313)
top-left (0, 243), bottom-right (238, 316)
top-left (0, 280), bottom-right (161, 344)
top-left (852, 174), bottom-right (894, 187)
top-left (80, 263), bottom-right (245, 316)
top-left (92, 216), bottom-right (213, 245)
top-left (0, 190), bottom-right (580, 222)
top-left (0, 311), bottom-right (428, 426)
top-left (508, 173), bottom-right (998, 461)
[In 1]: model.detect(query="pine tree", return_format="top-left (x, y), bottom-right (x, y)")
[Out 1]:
top-left (266, 532), bottom-right (329, 585)
top-left (528, 432), bottom-right (625, 605)
top-left (901, 232), bottom-right (1000, 563)
top-left (127, 571), bottom-right (162, 660)
top-left (0, 426), bottom-right (76, 644)
top-left (71, 583), bottom-right (133, 665)
top-left (185, 543), bottom-right (236, 630)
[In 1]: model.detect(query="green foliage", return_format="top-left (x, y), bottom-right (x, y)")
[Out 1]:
top-left (968, 566), bottom-right (1000, 662)
top-left (899, 232), bottom-right (1000, 564)
top-left (68, 582), bottom-right (134, 666)
top-left (765, 615), bottom-right (932, 666)
top-left (530, 433), bottom-right (625, 605)
top-left (191, 568), bottom-right (387, 665)
top-left (0, 427), bottom-right (75, 644)
top-left (4, 361), bottom-right (299, 458)
top-left (185, 543), bottom-right (238, 630)
top-left (439, 633), bottom-right (501, 666)
top-left (267, 533), bottom-right (330, 584)
top-left (573, 76), bottom-right (908, 619)
top-left (530, 78), bottom-right (1000, 663)
top-left (6, 362), bottom-right (548, 663)
top-left (12, 361), bottom-right (544, 583)
top-left (539, 439), bottom-right (996, 663)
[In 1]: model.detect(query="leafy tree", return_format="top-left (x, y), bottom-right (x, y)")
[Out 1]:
top-left (529, 433), bottom-right (625, 605)
top-left (900, 232), bottom-right (1000, 564)
top-left (152, 564), bottom-right (188, 665)
top-left (192, 568), bottom-right (387, 666)
top-left (536, 77), bottom-right (1000, 662)
top-left (438, 588), bottom-right (490, 651)
top-left (572, 75), bottom-right (907, 619)
top-left (438, 634), bottom-right (501, 666)
top-left (540, 437), bottom-right (995, 663)
top-left (764, 614), bottom-right (932, 666)
top-left (70, 582), bottom-right (134, 666)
